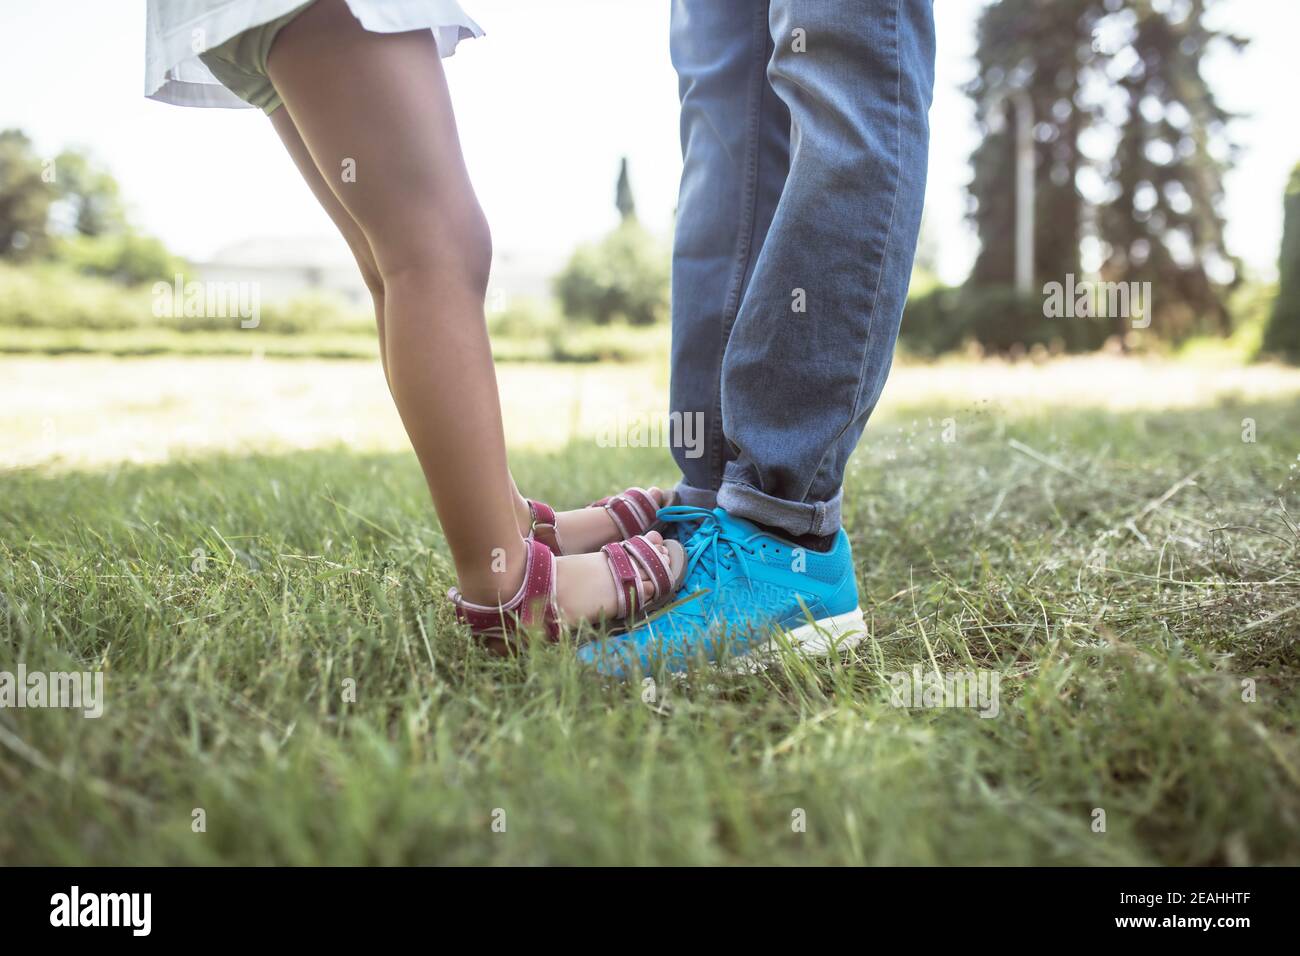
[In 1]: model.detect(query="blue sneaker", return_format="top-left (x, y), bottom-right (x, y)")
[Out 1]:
top-left (577, 506), bottom-right (866, 677)
top-left (653, 509), bottom-right (705, 546)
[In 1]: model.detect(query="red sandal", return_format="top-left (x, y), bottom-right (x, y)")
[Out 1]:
top-left (448, 533), bottom-right (682, 654)
top-left (525, 487), bottom-right (667, 556)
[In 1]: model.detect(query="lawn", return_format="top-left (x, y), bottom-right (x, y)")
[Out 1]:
top-left (1, 357), bottom-right (1298, 865)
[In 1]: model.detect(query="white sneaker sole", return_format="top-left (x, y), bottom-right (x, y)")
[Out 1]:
top-left (721, 606), bottom-right (867, 673)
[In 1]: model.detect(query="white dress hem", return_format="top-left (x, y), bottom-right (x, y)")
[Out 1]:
top-left (145, 0), bottom-right (483, 110)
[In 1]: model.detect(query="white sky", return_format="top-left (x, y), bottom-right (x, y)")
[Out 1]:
top-left (1, 0), bottom-right (1295, 284)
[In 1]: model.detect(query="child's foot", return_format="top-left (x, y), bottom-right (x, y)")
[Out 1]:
top-left (515, 487), bottom-right (671, 555)
top-left (555, 530), bottom-right (683, 627)
top-left (449, 531), bottom-right (685, 652)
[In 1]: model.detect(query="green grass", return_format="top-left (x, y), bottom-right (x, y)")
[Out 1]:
top-left (1, 396), bottom-right (1298, 865)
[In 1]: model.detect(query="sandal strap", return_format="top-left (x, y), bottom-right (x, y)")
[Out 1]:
top-left (527, 488), bottom-right (658, 557)
top-left (623, 534), bottom-right (674, 601)
top-left (526, 499), bottom-right (561, 555)
top-left (593, 487), bottom-right (659, 539)
top-left (601, 540), bottom-right (640, 619)
top-left (448, 538), bottom-right (560, 644)
top-left (600, 533), bottom-right (676, 620)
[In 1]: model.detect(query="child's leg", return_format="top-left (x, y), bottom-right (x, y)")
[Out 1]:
top-left (273, 105), bottom-right (662, 557)
top-left (265, 0), bottom-right (677, 614)
top-left (268, 0), bottom-right (524, 604)
top-left (269, 110), bottom-right (389, 382)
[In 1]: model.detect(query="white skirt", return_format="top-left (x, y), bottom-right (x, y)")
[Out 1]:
top-left (145, 0), bottom-right (483, 109)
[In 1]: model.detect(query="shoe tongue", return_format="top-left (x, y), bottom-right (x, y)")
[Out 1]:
top-left (711, 507), bottom-right (759, 538)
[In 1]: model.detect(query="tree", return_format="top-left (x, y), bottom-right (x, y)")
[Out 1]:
top-left (616, 157), bottom-right (636, 223)
top-left (49, 148), bottom-right (127, 238)
top-left (966, 0), bottom-right (1100, 290)
top-left (0, 129), bottom-right (57, 261)
top-left (0, 129), bottom-right (178, 284)
top-left (1262, 163), bottom-right (1300, 361)
top-left (55, 231), bottom-right (185, 286)
top-left (1097, 0), bottom-right (1245, 337)
top-left (554, 222), bottom-right (669, 326)
top-left (966, 0), bottom-right (1245, 341)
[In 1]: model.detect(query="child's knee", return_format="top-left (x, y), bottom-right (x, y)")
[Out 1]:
top-left (344, 239), bottom-right (384, 300)
top-left (377, 202), bottom-right (492, 301)
top-left (457, 204), bottom-right (493, 297)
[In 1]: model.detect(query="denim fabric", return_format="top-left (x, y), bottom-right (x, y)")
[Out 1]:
top-left (669, 0), bottom-right (936, 536)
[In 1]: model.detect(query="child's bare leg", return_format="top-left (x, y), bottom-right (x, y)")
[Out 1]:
top-left (269, 110), bottom-right (389, 383)
top-left (260, 125), bottom-right (634, 554)
top-left (268, 0), bottom-right (523, 603)
top-left (273, 108), bottom-right (660, 557)
top-left (266, 0), bottom-right (679, 612)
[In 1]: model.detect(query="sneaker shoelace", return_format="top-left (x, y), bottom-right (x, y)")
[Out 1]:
top-left (657, 506), bottom-right (760, 599)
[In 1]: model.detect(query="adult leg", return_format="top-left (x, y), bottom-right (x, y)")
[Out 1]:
top-left (668, 0), bottom-right (791, 509)
top-left (717, 0), bottom-right (936, 537)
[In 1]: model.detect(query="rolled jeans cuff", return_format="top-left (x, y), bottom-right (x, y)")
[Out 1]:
top-left (717, 477), bottom-right (842, 537)
top-left (673, 480), bottom-right (719, 511)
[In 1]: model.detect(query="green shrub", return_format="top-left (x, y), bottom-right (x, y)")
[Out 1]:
top-left (0, 261), bottom-right (373, 335)
top-left (554, 221), bottom-right (669, 326)
top-left (901, 284), bottom-right (1112, 356)
top-left (1262, 163), bottom-right (1300, 362)
top-left (54, 231), bottom-right (187, 287)
top-left (0, 261), bottom-right (150, 330)
top-left (487, 297), bottom-right (562, 339)
top-left (237, 293), bottom-right (370, 336)
top-left (547, 321), bottom-right (669, 363)
top-left (0, 259), bottom-right (668, 363)
top-left (1177, 281), bottom-right (1274, 365)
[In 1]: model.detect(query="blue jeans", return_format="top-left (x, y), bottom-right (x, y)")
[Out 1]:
top-left (669, 0), bottom-right (935, 536)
